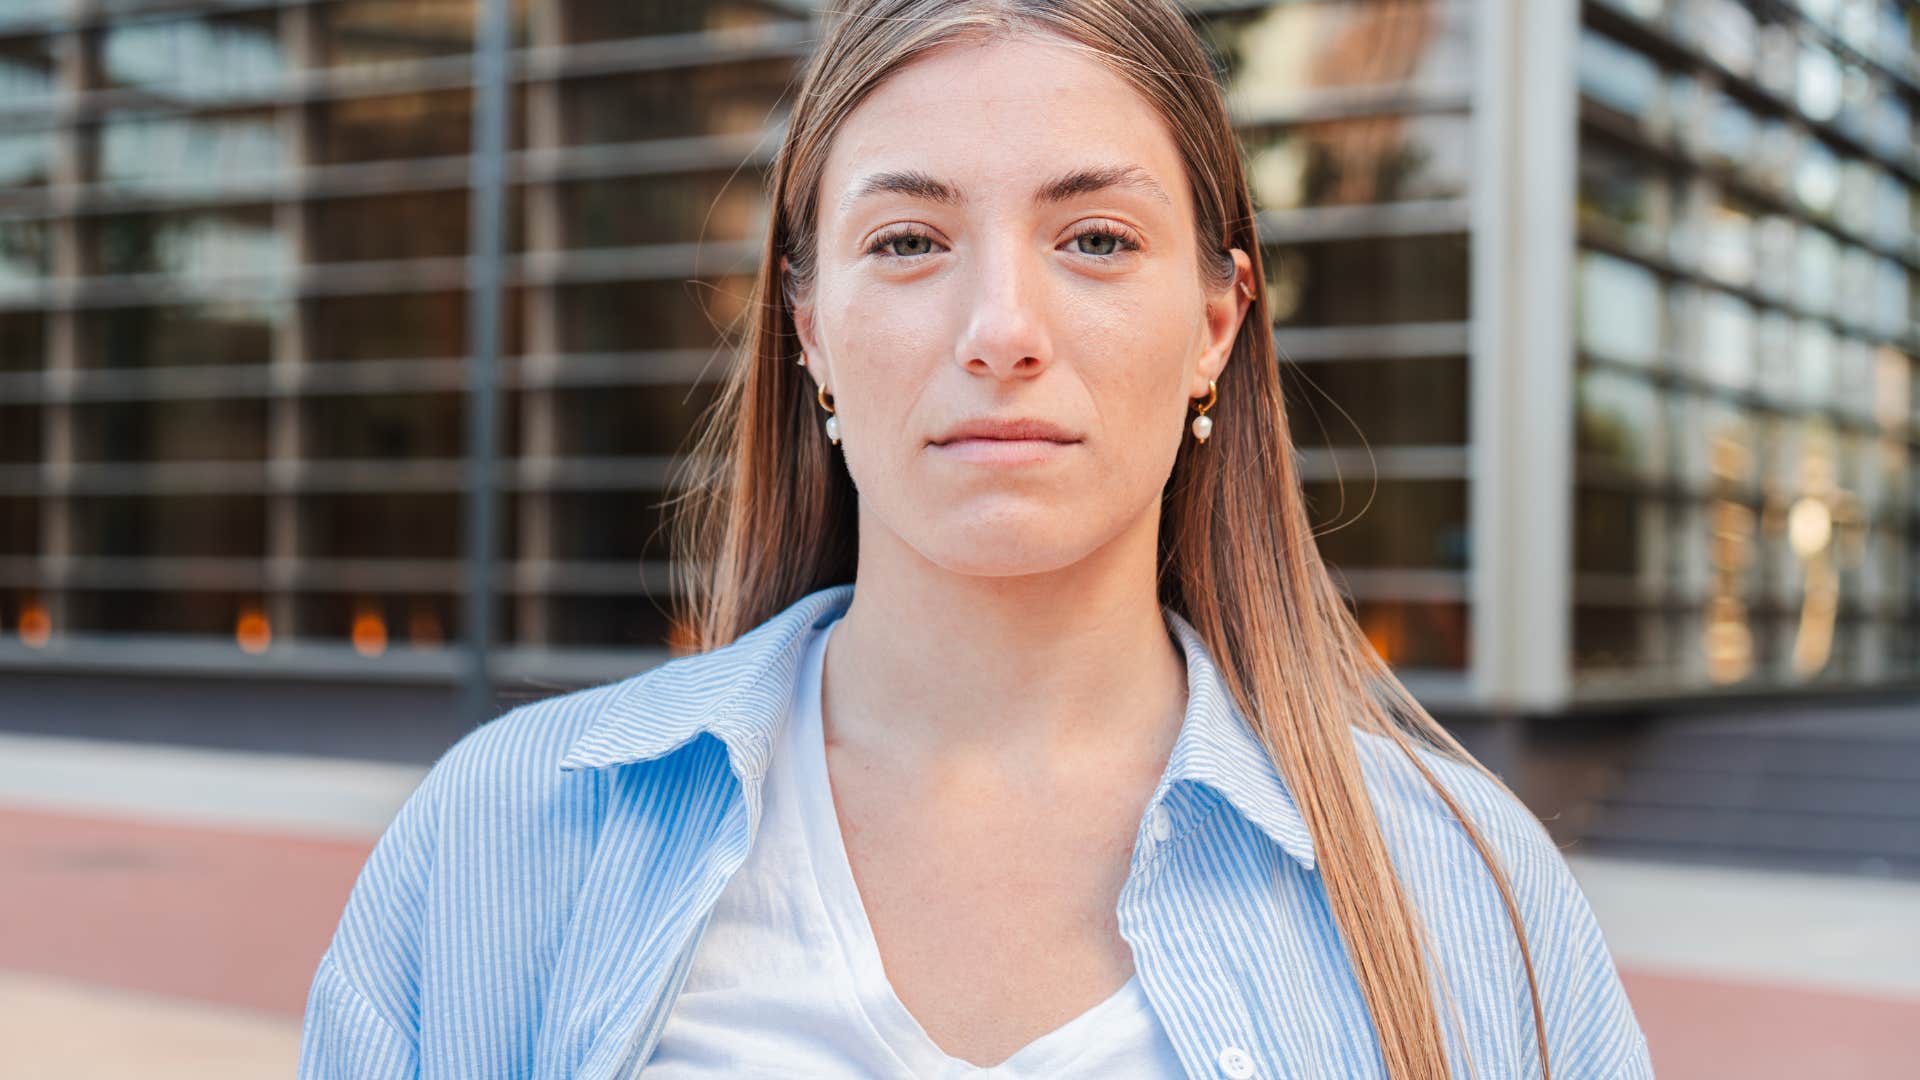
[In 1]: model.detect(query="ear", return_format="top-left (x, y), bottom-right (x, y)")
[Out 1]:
top-left (781, 255), bottom-right (823, 383)
top-left (1193, 247), bottom-right (1254, 398)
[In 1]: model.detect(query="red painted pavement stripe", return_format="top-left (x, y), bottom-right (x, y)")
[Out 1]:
top-left (1622, 969), bottom-right (1920, 1079)
top-left (0, 806), bottom-right (374, 1018)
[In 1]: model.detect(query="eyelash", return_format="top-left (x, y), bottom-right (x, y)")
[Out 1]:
top-left (864, 221), bottom-right (1144, 260)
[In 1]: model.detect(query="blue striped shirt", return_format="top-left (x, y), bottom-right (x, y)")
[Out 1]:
top-left (300, 582), bottom-right (1654, 1079)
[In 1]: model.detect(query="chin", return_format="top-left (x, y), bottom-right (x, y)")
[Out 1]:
top-left (911, 518), bottom-right (1100, 578)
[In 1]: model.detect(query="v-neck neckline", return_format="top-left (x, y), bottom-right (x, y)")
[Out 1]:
top-left (792, 615), bottom-right (1151, 1077)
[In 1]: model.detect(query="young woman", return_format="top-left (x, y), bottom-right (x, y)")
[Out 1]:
top-left (301, 2), bottom-right (1653, 1077)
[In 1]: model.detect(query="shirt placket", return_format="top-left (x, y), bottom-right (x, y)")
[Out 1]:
top-left (1117, 782), bottom-right (1336, 1080)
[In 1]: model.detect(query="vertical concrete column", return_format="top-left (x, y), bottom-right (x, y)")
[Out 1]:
top-left (268, 3), bottom-right (317, 647)
top-left (513, 0), bottom-right (567, 649)
top-left (38, 0), bottom-right (94, 641)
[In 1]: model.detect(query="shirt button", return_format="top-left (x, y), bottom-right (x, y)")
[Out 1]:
top-left (1217, 1045), bottom-right (1254, 1078)
top-left (1149, 803), bottom-right (1173, 842)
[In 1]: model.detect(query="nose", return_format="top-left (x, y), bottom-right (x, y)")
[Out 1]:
top-left (953, 234), bottom-right (1053, 381)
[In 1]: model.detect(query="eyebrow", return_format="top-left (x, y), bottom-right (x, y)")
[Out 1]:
top-left (837, 162), bottom-right (1173, 214)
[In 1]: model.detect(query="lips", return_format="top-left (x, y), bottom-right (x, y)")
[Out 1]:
top-left (929, 417), bottom-right (1080, 446)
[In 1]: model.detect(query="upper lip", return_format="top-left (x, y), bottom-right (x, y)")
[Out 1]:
top-left (930, 417), bottom-right (1081, 445)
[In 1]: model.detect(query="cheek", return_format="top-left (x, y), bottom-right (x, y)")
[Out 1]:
top-left (820, 292), bottom-right (933, 497)
top-left (826, 292), bottom-right (942, 412)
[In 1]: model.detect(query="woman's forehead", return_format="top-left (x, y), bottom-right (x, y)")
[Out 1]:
top-left (819, 35), bottom-right (1187, 216)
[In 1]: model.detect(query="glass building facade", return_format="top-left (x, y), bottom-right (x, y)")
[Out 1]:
top-left (0, 0), bottom-right (1912, 727)
top-left (1571, 0), bottom-right (1919, 698)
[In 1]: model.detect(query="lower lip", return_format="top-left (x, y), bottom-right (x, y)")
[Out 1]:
top-left (930, 437), bottom-right (1078, 464)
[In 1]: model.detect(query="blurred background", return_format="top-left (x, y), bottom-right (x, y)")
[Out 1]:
top-left (0, 0), bottom-right (1915, 1076)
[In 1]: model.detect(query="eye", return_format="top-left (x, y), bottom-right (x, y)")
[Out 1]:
top-left (866, 226), bottom-right (944, 259)
top-left (1063, 221), bottom-right (1143, 258)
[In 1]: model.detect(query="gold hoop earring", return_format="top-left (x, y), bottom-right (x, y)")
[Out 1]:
top-left (817, 384), bottom-right (840, 445)
top-left (1190, 379), bottom-right (1217, 444)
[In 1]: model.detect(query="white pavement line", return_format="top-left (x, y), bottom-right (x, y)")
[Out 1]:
top-left (0, 732), bottom-right (426, 842)
top-left (1566, 852), bottom-right (1920, 1002)
top-left (0, 970), bottom-right (299, 1080)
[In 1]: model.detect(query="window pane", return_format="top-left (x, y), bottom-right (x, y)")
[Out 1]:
top-left (1696, 289), bottom-right (1755, 390)
top-left (308, 288), bottom-right (525, 362)
top-left (1279, 355), bottom-right (1468, 446)
top-left (561, 62), bottom-right (795, 145)
top-left (305, 393), bottom-right (465, 459)
top-left (82, 300), bottom-right (284, 368)
top-left (550, 383), bottom-right (721, 457)
top-left (0, 311), bottom-right (45, 372)
top-left (70, 494), bottom-right (266, 557)
top-left (308, 188), bottom-right (526, 262)
top-left (303, 492), bottom-right (460, 559)
top-left (1576, 367), bottom-right (1666, 479)
top-left (1574, 488), bottom-right (1667, 583)
top-left (547, 490), bottom-right (672, 561)
top-left (93, 109), bottom-right (283, 190)
top-left (0, 217), bottom-right (48, 289)
top-left (86, 204), bottom-right (285, 278)
top-left (0, 404), bottom-right (39, 462)
top-left (1670, 393), bottom-right (1757, 493)
top-left (557, 277), bottom-right (752, 351)
top-left (1577, 141), bottom-right (1671, 250)
top-left (1579, 29), bottom-right (1663, 120)
top-left (1244, 112), bottom-right (1469, 210)
top-left (1576, 251), bottom-right (1663, 365)
top-left (0, 498), bottom-right (37, 554)
top-left (1698, 194), bottom-right (1755, 287)
top-left (1301, 478), bottom-right (1468, 569)
top-left (1265, 234), bottom-right (1469, 327)
top-left (1201, 0), bottom-right (1472, 113)
top-left (558, 170), bottom-right (770, 248)
top-left (1794, 318), bottom-right (1836, 409)
top-left (1574, 606), bottom-right (1671, 676)
top-left (0, 130), bottom-right (56, 188)
top-left (74, 399), bottom-right (269, 461)
top-left (0, 35), bottom-right (57, 105)
top-left (561, 0), bottom-right (809, 42)
top-left (1353, 599), bottom-right (1468, 669)
top-left (94, 11), bottom-right (284, 98)
top-left (317, 0), bottom-right (487, 68)
top-left (545, 593), bottom-right (672, 648)
top-left (1699, 89), bottom-right (1756, 167)
top-left (310, 89), bottom-right (527, 164)
top-left (1685, 0), bottom-right (1756, 75)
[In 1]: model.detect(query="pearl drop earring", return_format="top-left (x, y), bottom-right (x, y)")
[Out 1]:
top-left (817, 384), bottom-right (840, 445)
top-left (1191, 379), bottom-right (1217, 443)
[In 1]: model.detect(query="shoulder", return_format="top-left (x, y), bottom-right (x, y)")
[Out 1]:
top-left (301, 677), bottom-right (656, 1061)
top-left (1347, 723), bottom-right (1596, 937)
top-left (1349, 726), bottom-right (1654, 1077)
top-left (1348, 725), bottom-right (1564, 879)
top-left (423, 678), bottom-right (637, 805)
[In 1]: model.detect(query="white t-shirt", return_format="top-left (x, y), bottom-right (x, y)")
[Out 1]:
top-left (645, 613), bottom-right (1186, 1078)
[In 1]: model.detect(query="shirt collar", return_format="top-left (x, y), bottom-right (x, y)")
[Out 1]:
top-left (557, 583), bottom-right (1317, 872)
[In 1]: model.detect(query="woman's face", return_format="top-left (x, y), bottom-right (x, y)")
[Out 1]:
top-left (789, 33), bottom-right (1252, 579)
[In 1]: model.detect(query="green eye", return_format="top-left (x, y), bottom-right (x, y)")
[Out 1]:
top-left (1067, 224), bottom-right (1141, 257)
top-left (867, 228), bottom-right (941, 258)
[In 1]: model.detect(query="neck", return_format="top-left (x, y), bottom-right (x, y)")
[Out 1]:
top-left (822, 501), bottom-right (1188, 790)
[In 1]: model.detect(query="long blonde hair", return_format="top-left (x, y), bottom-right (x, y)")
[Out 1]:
top-left (668, 3), bottom-right (1549, 1076)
